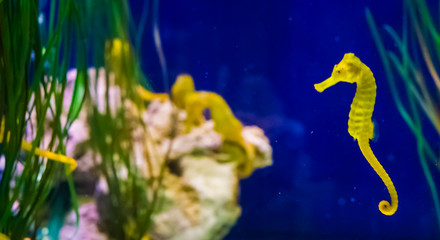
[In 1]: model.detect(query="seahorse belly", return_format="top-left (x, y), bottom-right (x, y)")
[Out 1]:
top-left (348, 82), bottom-right (376, 140)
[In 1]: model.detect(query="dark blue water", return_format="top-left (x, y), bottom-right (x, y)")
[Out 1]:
top-left (134, 1), bottom-right (438, 239)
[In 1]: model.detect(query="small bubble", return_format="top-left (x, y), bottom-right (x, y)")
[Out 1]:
top-left (38, 13), bottom-right (44, 24)
top-left (288, 17), bottom-right (292, 21)
top-left (350, 197), bottom-right (356, 202)
top-left (337, 197), bottom-right (347, 206)
top-left (354, 186), bottom-right (357, 190)
top-left (310, 130), bottom-right (314, 134)
top-left (387, 154), bottom-right (395, 162)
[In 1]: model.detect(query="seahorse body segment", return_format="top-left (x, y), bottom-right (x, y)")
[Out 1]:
top-left (314, 53), bottom-right (398, 216)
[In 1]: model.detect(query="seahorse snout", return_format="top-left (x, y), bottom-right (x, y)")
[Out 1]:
top-left (314, 76), bottom-right (339, 93)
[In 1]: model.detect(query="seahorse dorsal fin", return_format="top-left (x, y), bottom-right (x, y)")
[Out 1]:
top-left (372, 119), bottom-right (380, 143)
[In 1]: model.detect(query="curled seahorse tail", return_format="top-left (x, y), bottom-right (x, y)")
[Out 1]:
top-left (378, 200), bottom-right (395, 216)
top-left (358, 138), bottom-right (398, 216)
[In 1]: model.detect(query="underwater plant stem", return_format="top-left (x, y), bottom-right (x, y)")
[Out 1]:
top-left (152, 0), bottom-right (169, 92)
top-left (144, 111), bottom-right (178, 233)
top-left (0, 1), bottom-right (32, 230)
top-left (407, 72), bottom-right (440, 231)
top-left (135, 0), bottom-right (149, 54)
top-left (0, 0), bottom-right (86, 236)
top-left (411, 0), bottom-right (440, 44)
top-left (366, 4), bottom-right (440, 228)
top-left (49, 0), bottom-right (57, 37)
top-left (366, 8), bottom-right (415, 132)
top-left (412, 12), bottom-right (440, 92)
top-left (381, 43), bottom-right (440, 167)
top-left (415, 110), bottom-right (440, 231)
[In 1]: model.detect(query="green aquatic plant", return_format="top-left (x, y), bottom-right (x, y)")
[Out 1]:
top-left (80, 0), bottom-right (155, 93)
top-left (87, 40), bottom-right (157, 240)
top-left (0, 0), bottom-right (256, 238)
top-left (315, 53), bottom-right (398, 216)
top-left (83, 0), bottom-right (165, 238)
top-left (0, 0), bottom-right (203, 239)
top-left (0, 0), bottom-right (88, 239)
top-left (366, 0), bottom-right (440, 227)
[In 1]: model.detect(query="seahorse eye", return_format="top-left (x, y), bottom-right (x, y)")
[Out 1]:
top-left (337, 70), bottom-right (341, 74)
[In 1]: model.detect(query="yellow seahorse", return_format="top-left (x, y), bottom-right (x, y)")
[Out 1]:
top-left (0, 119), bottom-right (77, 173)
top-left (171, 74), bottom-right (256, 178)
top-left (314, 53), bottom-right (398, 216)
top-left (136, 73), bottom-right (256, 178)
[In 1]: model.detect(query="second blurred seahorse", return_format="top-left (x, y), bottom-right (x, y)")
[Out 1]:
top-left (314, 53), bottom-right (398, 216)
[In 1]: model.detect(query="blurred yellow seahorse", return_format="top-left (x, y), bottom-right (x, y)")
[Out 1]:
top-left (136, 73), bottom-right (255, 178)
top-left (0, 119), bottom-right (77, 173)
top-left (314, 53), bottom-right (398, 216)
top-left (171, 74), bottom-right (256, 178)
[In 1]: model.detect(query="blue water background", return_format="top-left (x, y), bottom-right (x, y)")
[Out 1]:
top-left (131, 0), bottom-right (439, 239)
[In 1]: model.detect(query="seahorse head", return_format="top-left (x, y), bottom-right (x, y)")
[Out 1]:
top-left (314, 53), bottom-right (365, 92)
